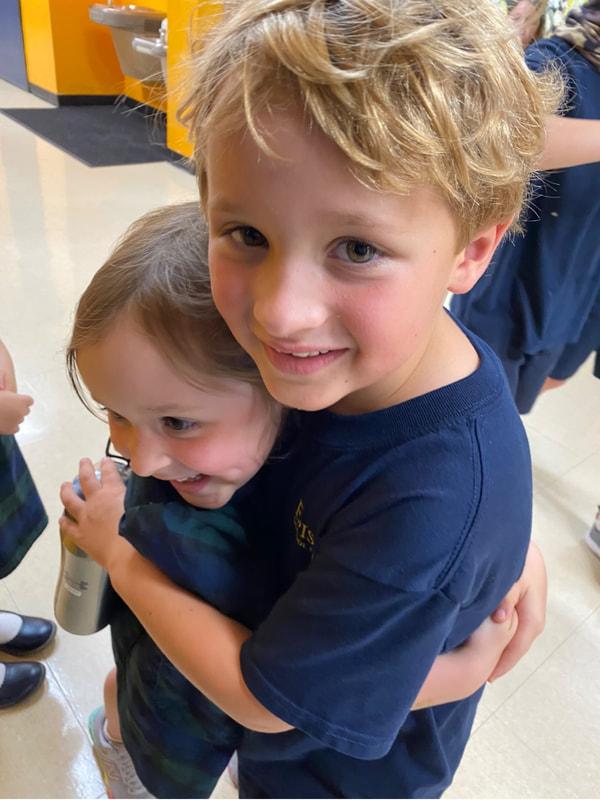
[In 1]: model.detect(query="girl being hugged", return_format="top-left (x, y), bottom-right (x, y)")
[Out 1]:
top-left (63, 203), bottom-right (281, 798)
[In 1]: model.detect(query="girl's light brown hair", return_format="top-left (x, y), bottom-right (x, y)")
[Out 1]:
top-left (182, 0), bottom-right (563, 246)
top-left (67, 202), bottom-right (263, 414)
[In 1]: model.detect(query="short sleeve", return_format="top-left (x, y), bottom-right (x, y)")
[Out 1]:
top-left (240, 548), bottom-right (460, 760)
top-left (525, 40), bottom-right (551, 73)
top-left (524, 39), bottom-right (574, 113)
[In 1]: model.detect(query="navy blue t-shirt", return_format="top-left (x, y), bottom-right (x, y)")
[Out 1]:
top-left (451, 37), bottom-right (600, 355)
top-left (238, 328), bottom-right (532, 798)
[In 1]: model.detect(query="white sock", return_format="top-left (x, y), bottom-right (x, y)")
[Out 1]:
top-left (0, 612), bottom-right (23, 644)
top-left (103, 718), bottom-right (122, 746)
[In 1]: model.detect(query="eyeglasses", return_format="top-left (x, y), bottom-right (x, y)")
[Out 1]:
top-left (104, 438), bottom-right (130, 468)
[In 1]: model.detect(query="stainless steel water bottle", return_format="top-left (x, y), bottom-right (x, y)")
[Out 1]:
top-left (54, 459), bottom-right (130, 635)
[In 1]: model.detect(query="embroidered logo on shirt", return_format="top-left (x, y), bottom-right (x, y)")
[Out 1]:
top-left (294, 499), bottom-right (316, 555)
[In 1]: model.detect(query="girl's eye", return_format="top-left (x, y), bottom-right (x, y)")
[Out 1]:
top-left (230, 226), bottom-right (267, 248)
top-left (332, 239), bottom-right (380, 264)
top-left (162, 417), bottom-right (197, 432)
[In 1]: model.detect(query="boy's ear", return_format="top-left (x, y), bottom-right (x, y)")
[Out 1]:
top-left (448, 220), bottom-right (512, 294)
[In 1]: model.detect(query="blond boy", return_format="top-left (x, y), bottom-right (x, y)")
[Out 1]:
top-left (187, 2), bottom-right (557, 795)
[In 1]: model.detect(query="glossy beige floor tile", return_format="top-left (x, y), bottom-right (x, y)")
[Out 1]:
top-left (525, 356), bottom-right (600, 459)
top-left (525, 424), bottom-right (591, 489)
top-left (494, 607), bottom-right (600, 799)
top-left (0, 657), bottom-right (107, 800)
top-left (2, 76), bottom-right (600, 798)
top-left (212, 771), bottom-right (238, 799)
top-left (445, 715), bottom-right (575, 799)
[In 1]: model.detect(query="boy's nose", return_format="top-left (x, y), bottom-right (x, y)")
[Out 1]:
top-left (252, 257), bottom-right (329, 339)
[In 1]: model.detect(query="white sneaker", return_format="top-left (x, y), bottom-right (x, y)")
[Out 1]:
top-left (88, 707), bottom-right (154, 799)
top-left (585, 506), bottom-right (600, 560)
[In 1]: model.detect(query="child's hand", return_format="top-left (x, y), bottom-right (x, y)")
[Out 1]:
top-left (467, 609), bottom-right (519, 682)
top-left (412, 610), bottom-right (518, 710)
top-left (0, 390), bottom-right (33, 434)
top-left (0, 369), bottom-right (16, 393)
top-left (59, 457), bottom-right (130, 572)
top-left (488, 540), bottom-right (547, 681)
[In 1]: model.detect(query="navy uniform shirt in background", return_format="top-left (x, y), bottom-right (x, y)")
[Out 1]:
top-left (238, 326), bottom-right (532, 799)
top-left (451, 37), bottom-right (600, 357)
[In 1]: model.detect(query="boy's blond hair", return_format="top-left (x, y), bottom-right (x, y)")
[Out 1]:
top-left (67, 203), bottom-right (265, 415)
top-left (182, 0), bottom-right (561, 246)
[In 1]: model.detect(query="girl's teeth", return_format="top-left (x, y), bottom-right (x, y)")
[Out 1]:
top-left (290, 350), bottom-right (330, 358)
top-left (178, 474), bottom-right (203, 483)
top-left (272, 346), bottom-right (332, 358)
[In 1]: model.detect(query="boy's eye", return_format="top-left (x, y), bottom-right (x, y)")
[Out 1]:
top-left (162, 417), bottom-right (197, 432)
top-left (230, 226), bottom-right (267, 248)
top-left (332, 239), bottom-right (380, 264)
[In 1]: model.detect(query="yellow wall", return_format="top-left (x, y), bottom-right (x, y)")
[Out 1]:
top-left (20, 0), bottom-right (218, 150)
top-left (20, 0), bottom-right (57, 94)
top-left (140, 0), bottom-right (168, 11)
top-left (124, 76), bottom-right (167, 113)
top-left (20, 0), bottom-right (123, 96)
top-left (52, 2), bottom-right (124, 95)
top-left (166, 0), bottom-right (223, 158)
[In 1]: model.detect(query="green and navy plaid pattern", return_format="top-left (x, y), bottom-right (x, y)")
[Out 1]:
top-left (0, 435), bottom-right (48, 578)
top-left (113, 475), bottom-right (276, 799)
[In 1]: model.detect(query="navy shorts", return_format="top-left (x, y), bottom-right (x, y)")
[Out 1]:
top-left (501, 294), bottom-right (600, 414)
top-left (501, 345), bottom-right (599, 414)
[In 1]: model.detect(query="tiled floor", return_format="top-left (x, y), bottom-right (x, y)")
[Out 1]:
top-left (1, 77), bottom-right (599, 799)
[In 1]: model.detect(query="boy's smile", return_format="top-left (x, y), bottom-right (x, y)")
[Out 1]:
top-left (263, 343), bottom-right (348, 376)
top-left (206, 110), bottom-right (492, 414)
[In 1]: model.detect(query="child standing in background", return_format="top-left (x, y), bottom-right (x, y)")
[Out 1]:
top-left (64, 203), bottom-right (519, 799)
top-left (61, 2), bottom-right (554, 796)
top-left (453, 0), bottom-right (600, 412)
top-left (496, 0), bottom-right (588, 45)
top-left (451, 0), bottom-right (600, 555)
top-left (0, 338), bottom-right (55, 708)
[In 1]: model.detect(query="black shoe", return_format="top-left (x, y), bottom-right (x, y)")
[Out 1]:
top-left (0, 661), bottom-right (45, 708)
top-left (0, 613), bottom-right (57, 656)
